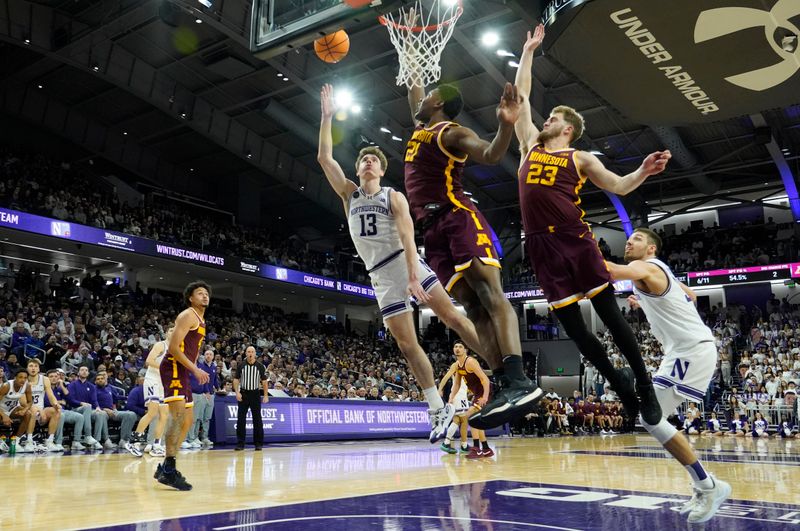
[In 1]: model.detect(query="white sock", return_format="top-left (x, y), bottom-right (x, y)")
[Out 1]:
top-left (446, 422), bottom-right (459, 441)
top-left (47, 434), bottom-right (54, 443)
top-left (423, 387), bottom-right (445, 410)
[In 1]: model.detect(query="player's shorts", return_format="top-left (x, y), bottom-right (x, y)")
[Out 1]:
top-left (159, 355), bottom-right (194, 407)
top-left (453, 392), bottom-right (470, 417)
top-left (370, 254), bottom-right (439, 321)
top-left (652, 340), bottom-right (716, 406)
top-left (525, 227), bottom-right (612, 309)
top-left (144, 370), bottom-right (165, 404)
top-left (422, 207), bottom-right (501, 292)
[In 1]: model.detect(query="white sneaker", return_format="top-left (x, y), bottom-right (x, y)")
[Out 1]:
top-left (45, 441), bottom-right (62, 452)
top-left (0, 440), bottom-right (8, 452)
top-left (54, 443), bottom-right (64, 451)
top-left (17, 442), bottom-right (34, 453)
top-left (600, 429), bottom-right (609, 435)
top-left (103, 439), bottom-right (117, 450)
top-left (428, 403), bottom-right (456, 443)
top-left (189, 440), bottom-right (202, 449)
top-left (71, 441), bottom-right (85, 451)
top-left (201, 439), bottom-right (213, 448)
top-left (85, 436), bottom-right (100, 447)
top-left (143, 443), bottom-right (153, 453)
top-left (124, 440), bottom-right (142, 457)
top-left (687, 476), bottom-right (732, 523)
top-left (150, 444), bottom-right (166, 457)
top-left (180, 441), bottom-right (191, 449)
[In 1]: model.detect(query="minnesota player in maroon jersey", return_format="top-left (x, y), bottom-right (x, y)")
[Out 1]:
top-left (154, 281), bottom-right (210, 491)
top-left (402, 54), bottom-right (542, 432)
top-left (445, 341), bottom-right (494, 458)
top-left (513, 25), bottom-right (670, 426)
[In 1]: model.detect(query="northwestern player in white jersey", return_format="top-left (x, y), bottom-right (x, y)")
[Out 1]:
top-left (26, 358), bottom-right (62, 451)
top-left (0, 369), bottom-right (34, 451)
top-left (318, 84), bottom-right (489, 442)
top-left (437, 368), bottom-right (470, 454)
top-left (126, 327), bottom-right (173, 457)
top-left (607, 228), bottom-right (730, 524)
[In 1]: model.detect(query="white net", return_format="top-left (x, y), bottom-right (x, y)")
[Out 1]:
top-left (380, 0), bottom-right (463, 88)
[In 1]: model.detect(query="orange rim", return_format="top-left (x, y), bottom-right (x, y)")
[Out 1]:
top-left (378, 1), bottom-right (463, 33)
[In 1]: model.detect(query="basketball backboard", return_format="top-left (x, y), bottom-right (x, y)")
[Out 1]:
top-left (250, 0), bottom-right (405, 59)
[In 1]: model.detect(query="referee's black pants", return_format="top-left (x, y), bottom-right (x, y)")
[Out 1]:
top-left (236, 390), bottom-right (264, 446)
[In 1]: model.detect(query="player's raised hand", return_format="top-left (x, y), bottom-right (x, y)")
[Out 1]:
top-left (627, 295), bottom-right (640, 310)
top-left (641, 150), bottom-right (671, 176)
top-left (523, 23), bottom-right (545, 53)
top-left (408, 278), bottom-right (431, 304)
top-left (320, 83), bottom-right (335, 120)
top-left (497, 82), bottom-right (523, 125)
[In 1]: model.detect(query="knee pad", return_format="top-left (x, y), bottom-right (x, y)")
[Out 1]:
top-left (642, 417), bottom-right (678, 445)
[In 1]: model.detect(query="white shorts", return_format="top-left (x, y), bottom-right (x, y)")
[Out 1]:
top-left (144, 371), bottom-right (164, 403)
top-left (652, 341), bottom-right (716, 405)
top-left (370, 256), bottom-right (439, 321)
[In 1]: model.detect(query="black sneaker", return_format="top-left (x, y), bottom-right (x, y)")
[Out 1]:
top-left (468, 376), bottom-right (543, 430)
top-left (153, 463), bottom-right (164, 480)
top-left (637, 381), bottom-right (663, 425)
top-left (254, 445), bottom-right (262, 451)
top-left (610, 367), bottom-right (640, 422)
top-left (157, 469), bottom-right (193, 491)
top-left (234, 444), bottom-right (245, 451)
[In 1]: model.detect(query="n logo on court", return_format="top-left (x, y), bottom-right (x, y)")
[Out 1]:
top-left (671, 359), bottom-right (690, 381)
top-left (694, 0), bottom-right (800, 91)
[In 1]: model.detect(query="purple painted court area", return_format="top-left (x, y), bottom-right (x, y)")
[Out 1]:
top-left (93, 480), bottom-right (799, 530)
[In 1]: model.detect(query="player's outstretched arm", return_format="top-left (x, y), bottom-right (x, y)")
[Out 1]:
top-left (606, 260), bottom-right (655, 282)
top-left (391, 190), bottom-right (431, 304)
top-left (577, 150), bottom-right (672, 196)
top-left (515, 24), bottom-right (545, 155)
top-left (444, 83), bottom-right (522, 165)
top-left (468, 358), bottom-right (491, 406)
top-left (317, 84), bottom-right (357, 203)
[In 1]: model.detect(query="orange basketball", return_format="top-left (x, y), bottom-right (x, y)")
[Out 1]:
top-left (344, 0), bottom-right (372, 6)
top-left (314, 30), bottom-right (350, 64)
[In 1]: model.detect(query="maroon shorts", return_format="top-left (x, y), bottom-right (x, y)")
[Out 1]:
top-left (423, 207), bottom-right (500, 291)
top-left (159, 354), bottom-right (194, 406)
top-left (525, 228), bottom-right (612, 309)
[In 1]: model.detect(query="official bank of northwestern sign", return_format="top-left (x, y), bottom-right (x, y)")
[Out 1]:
top-left (0, 207), bottom-right (376, 300)
top-left (543, 0), bottom-right (800, 124)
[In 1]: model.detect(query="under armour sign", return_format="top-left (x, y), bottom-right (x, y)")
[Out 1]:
top-left (544, 0), bottom-right (800, 125)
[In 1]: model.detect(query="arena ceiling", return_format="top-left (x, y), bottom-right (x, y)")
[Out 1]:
top-left (1, 0), bottom-right (799, 263)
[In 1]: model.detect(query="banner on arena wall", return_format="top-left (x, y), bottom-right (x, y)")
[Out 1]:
top-left (210, 396), bottom-right (507, 443)
top-left (0, 207), bottom-right (376, 300)
top-left (543, 0), bottom-right (800, 124)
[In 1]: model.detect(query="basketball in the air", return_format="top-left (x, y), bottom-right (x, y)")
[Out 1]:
top-left (344, 0), bottom-right (372, 7)
top-left (314, 30), bottom-right (350, 64)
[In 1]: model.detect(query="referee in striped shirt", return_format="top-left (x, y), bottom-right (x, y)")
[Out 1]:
top-left (233, 346), bottom-right (269, 451)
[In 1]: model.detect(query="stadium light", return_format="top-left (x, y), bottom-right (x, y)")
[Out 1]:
top-left (335, 89), bottom-right (354, 109)
top-left (481, 31), bottom-right (499, 47)
top-left (198, 0), bottom-right (212, 7)
top-left (496, 49), bottom-right (515, 57)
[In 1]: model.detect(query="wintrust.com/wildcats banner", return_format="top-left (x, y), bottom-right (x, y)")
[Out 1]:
top-left (543, 0), bottom-right (800, 124)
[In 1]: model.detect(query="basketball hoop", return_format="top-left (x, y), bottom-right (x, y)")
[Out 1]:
top-left (379, 0), bottom-right (464, 87)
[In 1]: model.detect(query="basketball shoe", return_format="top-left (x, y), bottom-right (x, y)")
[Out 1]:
top-left (429, 403), bottom-right (455, 443)
top-left (468, 376), bottom-right (543, 430)
top-left (687, 475), bottom-right (731, 523)
top-left (609, 367), bottom-right (639, 422)
top-left (636, 379), bottom-right (663, 425)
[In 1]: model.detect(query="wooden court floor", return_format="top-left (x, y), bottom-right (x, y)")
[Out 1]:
top-left (1, 434), bottom-right (798, 530)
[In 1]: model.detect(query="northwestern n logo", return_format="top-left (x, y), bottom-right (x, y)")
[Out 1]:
top-left (694, 0), bottom-right (800, 91)
top-left (671, 359), bottom-right (690, 381)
